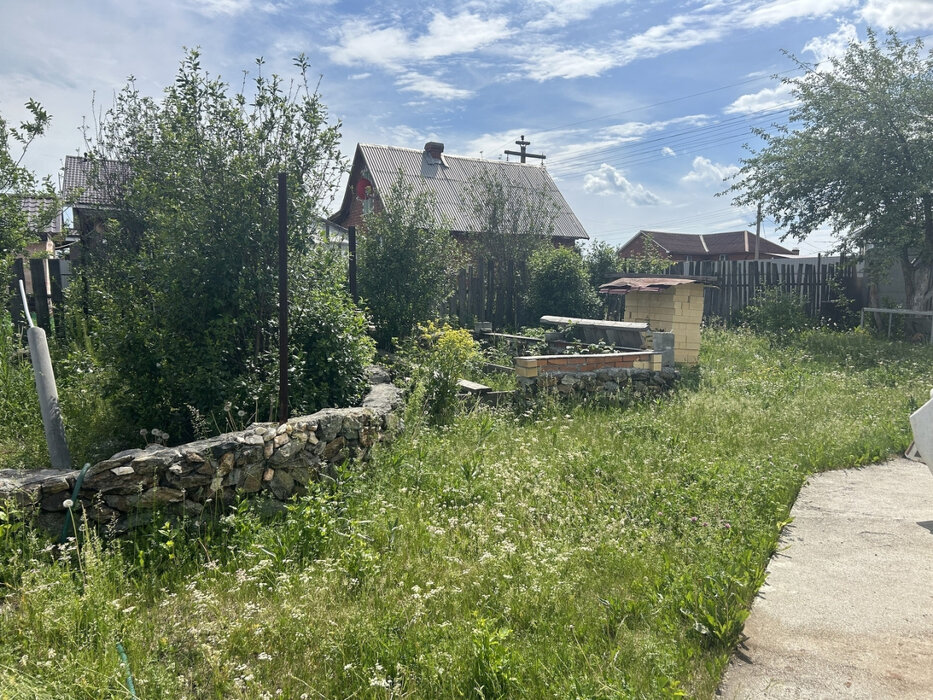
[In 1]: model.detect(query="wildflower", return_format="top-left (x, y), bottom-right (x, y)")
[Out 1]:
top-left (258, 652), bottom-right (272, 661)
top-left (63, 499), bottom-right (74, 509)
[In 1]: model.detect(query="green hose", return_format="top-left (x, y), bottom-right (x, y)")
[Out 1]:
top-left (59, 462), bottom-right (91, 544)
top-left (116, 642), bottom-right (138, 698)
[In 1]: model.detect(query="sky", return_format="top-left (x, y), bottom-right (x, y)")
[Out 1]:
top-left (3, 0), bottom-right (933, 255)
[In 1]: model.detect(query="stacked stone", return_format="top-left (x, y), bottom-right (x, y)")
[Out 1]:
top-left (517, 366), bottom-right (679, 399)
top-left (0, 369), bottom-right (403, 533)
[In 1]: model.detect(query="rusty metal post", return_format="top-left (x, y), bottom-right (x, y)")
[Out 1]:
top-left (277, 172), bottom-right (289, 424)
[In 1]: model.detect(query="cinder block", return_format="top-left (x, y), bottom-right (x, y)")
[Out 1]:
top-left (516, 365), bottom-right (538, 378)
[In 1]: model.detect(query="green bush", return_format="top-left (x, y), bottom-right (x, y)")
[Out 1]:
top-left (735, 287), bottom-right (812, 334)
top-left (525, 246), bottom-right (600, 320)
top-left (399, 322), bottom-right (482, 425)
top-left (358, 175), bottom-right (462, 348)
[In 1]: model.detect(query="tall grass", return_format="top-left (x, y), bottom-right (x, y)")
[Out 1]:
top-left (0, 327), bottom-right (931, 698)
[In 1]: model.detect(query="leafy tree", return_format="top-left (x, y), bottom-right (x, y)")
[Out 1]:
top-left (1, 101), bottom-right (58, 287)
top-left (79, 50), bottom-right (368, 438)
top-left (462, 169), bottom-right (554, 325)
top-left (583, 240), bottom-right (619, 289)
top-left (620, 233), bottom-right (672, 274)
top-left (358, 174), bottom-right (462, 347)
top-left (526, 246), bottom-right (600, 320)
top-left (729, 29), bottom-right (933, 310)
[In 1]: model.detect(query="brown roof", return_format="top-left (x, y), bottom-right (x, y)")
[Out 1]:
top-left (331, 143), bottom-right (589, 240)
top-left (626, 230), bottom-right (796, 257)
top-left (599, 276), bottom-right (708, 295)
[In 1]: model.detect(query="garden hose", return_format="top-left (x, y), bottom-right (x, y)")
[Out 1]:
top-left (59, 462), bottom-right (91, 544)
top-left (116, 642), bottom-right (138, 698)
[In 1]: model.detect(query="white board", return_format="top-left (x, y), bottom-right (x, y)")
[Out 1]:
top-left (909, 395), bottom-right (933, 478)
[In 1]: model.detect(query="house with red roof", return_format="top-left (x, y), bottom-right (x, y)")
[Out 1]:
top-left (618, 230), bottom-right (798, 262)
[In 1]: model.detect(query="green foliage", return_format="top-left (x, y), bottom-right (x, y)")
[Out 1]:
top-left (620, 232), bottom-right (673, 274)
top-left (398, 321), bottom-right (482, 425)
top-left (2, 329), bottom-right (933, 697)
top-left (583, 239), bottom-right (619, 289)
top-left (525, 245), bottom-right (600, 320)
top-left (358, 174), bottom-right (462, 348)
top-left (77, 49), bottom-right (358, 440)
top-left (730, 29), bottom-right (933, 310)
top-left (735, 287), bottom-right (812, 334)
top-left (463, 169), bottom-right (554, 326)
top-left (0, 100), bottom-right (59, 281)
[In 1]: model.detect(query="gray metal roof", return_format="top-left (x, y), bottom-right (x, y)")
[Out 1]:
top-left (350, 144), bottom-right (588, 240)
top-left (62, 155), bottom-right (129, 208)
top-left (17, 196), bottom-right (61, 236)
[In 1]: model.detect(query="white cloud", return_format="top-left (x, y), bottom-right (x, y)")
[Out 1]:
top-left (583, 163), bottom-right (664, 205)
top-left (189, 0), bottom-right (255, 16)
top-left (742, 0), bottom-right (858, 29)
top-left (860, 0), bottom-right (933, 31)
top-left (521, 46), bottom-right (617, 80)
top-left (802, 22), bottom-right (858, 64)
top-left (724, 83), bottom-right (796, 114)
top-left (661, 146), bottom-right (676, 157)
top-left (395, 71), bottom-right (473, 101)
top-left (681, 156), bottom-right (739, 184)
top-left (527, 0), bottom-right (629, 30)
top-left (604, 114), bottom-right (708, 138)
top-left (327, 11), bottom-right (513, 68)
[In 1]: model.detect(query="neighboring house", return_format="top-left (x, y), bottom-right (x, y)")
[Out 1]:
top-left (61, 155), bottom-right (129, 259)
top-left (619, 230), bottom-right (799, 262)
top-left (329, 141), bottom-right (589, 246)
top-left (16, 196), bottom-right (61, 295)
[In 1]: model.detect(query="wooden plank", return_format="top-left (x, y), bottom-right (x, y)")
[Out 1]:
top-left (457, 379), bottom-right (491, 395)
top-left (29, 258), bottom-right (51, 331)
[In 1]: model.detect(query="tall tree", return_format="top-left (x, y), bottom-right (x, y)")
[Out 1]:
top-left (462, 169), bottom-right (555, 326)
top-left (729, 29), bottom-right (933, 310)
top-left (0, 101), bottom-right (58, 286)
top-left (80, 50), bottom-right (371, 437)
top-left (358, 174), bottom-right (462, 347)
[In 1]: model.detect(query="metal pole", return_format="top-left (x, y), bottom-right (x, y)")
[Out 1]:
top-left (348, 225), bottom-right (358, 304)
top-left (19, 281), bottom-right (71, 469)
top-left (277, 172), bottom-right (289, 424)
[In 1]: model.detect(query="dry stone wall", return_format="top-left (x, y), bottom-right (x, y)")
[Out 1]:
top-left (0, 368), bottom-right (404, 533)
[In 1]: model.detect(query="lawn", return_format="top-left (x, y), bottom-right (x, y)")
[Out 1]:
top-left (1, 327), bottom-right (931, 698)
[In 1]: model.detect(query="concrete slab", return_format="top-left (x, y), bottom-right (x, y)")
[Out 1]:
top-left (718, 458), bottom-right (933, 700)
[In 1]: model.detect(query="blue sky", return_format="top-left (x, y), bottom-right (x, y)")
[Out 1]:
top-left (3, 0), bottom-right (933, 254)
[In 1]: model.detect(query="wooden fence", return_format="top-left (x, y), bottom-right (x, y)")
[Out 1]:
top-left (445, 259), bottom-right (530, 329)
top-left (7, 258), bottom-right (72, 335)
top-left (608, 257), bottom-right (862, 324)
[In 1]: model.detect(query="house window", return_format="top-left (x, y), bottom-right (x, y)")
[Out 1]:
top-left (720, 254), bottom-right (728, 261)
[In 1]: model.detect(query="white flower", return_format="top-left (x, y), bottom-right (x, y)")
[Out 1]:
top-left (62, 499), bottom-right (74, 509)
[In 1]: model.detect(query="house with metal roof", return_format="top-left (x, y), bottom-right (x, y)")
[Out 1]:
top-left (329, 142), bottom-right (589, 246)
top-left (618, 230), bottom-right (798, 262)
top-left (62, 155), bottom-right (130, 239)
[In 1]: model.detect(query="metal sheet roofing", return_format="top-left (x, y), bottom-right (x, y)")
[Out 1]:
top-left (17, 197), bottom-right (61, 235)
top-left (599, 276), bottom-right (706, 294)
top-left (62, 155), bottom-right (129, 208)
top-left (340, 144), bottom-right (588, 240)
top-left (630, 230), bottom-right (795, 257)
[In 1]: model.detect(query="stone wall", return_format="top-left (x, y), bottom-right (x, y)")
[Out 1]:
top-left (517, 365), bottom-right (679, 400)
top-left (0, 367), bottom-right (404, 533)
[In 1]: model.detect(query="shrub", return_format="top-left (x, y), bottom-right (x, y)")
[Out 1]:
top-left (735, 287), bottom-right (811, 334)
top-left (399, 322), bottom-right (482, 425)
top-left (358, 175), bottom-right (463, 348)
top-left (525, 246), bottom-right (600, 320)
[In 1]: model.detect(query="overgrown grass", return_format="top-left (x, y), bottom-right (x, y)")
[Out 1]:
top-left (1, 327), bottom-right (931, 698)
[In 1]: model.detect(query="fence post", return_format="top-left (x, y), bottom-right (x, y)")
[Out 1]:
top-left (29, 258), bottom-right (51, 331)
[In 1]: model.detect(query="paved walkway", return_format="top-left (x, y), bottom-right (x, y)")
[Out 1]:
top-left (718, 457), bottom-right (933, 699)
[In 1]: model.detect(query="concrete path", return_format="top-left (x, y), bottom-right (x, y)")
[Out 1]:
top-left (718, 457), bottom-right (933, 699)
